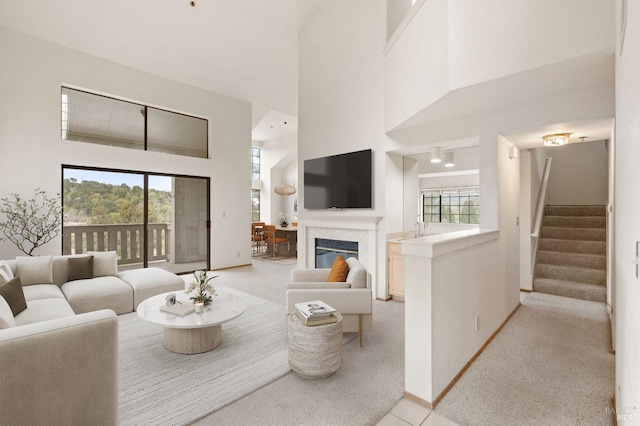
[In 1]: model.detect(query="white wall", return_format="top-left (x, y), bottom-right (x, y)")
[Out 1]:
top-left (531, 140), bottom-right (609, 206)
top-left (614, 0), bottom-right (640, 416)
top-left (403, 157), bottom-right (419, 231)
top-left (386, 0), bottom-right (413, 41)
top-left (519, 149), bottom-right (533, 290)
top-left (0, 27), bottom-right (252, 268)
top-left (384, 0), bottom-right (449, 130)
top-left (448, 0), bottom-right (615, 89)
top-left (404, 135), bottom-right (519, 405)
top-left (298, 0), bottom-right (387, 298)
top-left (258, 132), bottom-right (297, 224)
top-left (419, 173), bottom-right (479, 190)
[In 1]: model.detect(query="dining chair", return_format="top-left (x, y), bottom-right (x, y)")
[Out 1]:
top-left (251, 222), bottom-right (265, 255)
top-left (262, 224), bottom-right (289, 259)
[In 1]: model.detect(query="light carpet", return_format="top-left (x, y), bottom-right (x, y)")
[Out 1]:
top-left (118, 286), bottom-right (290, 426)
top-left (435, 292), bottom-right (615, 426)
top-left (252, 256), bottom-right (299, 266)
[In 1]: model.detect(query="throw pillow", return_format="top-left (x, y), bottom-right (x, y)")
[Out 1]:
top-left (328, 255), bottom-right (349, 282)
top-left (87, 251), bottom-right (118, 277)
top-left (67, 256), bottom-right (94, 281)
top-left (0, 277), bottom-right (27, 317)
top-left (0, 296), bottom-right (16, 329)
top-left (0, 261), bottom-right (14, 285)
top-left (16, 255), bottom-right (54, 286)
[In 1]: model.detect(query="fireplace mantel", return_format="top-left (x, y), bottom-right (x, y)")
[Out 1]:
top-left (297, 215), bottom-right (383, 231)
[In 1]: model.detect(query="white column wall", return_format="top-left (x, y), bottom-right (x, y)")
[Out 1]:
top-left (298, 0), bottom-right (387, 299)
top-left (384, 0), bottom-right (450, 131)
top-left (615, 0), bottom-right (640, 416)
top-left (0, 27), bottom-right (252, 268)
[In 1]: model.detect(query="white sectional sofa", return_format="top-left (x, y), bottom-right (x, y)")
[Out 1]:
top-left (0, 252), bottom-right (185, 426)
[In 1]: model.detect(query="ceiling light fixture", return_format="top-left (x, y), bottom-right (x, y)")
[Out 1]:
top-left (274, 184), bottom-right (296, 196)
top-left (430, 147), bottom-right (442, 163)
top-left (542, 133), bottom-right (570, 147)
top-left (444, 152), bottom-right (454, 167)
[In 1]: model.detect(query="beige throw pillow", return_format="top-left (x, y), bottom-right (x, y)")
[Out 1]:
top-left (0, 261), bottom-right (14, 285)
top-left (16, 255), bottom-right (53, 286)
top-left (87, 251), bottom-right (118, 277)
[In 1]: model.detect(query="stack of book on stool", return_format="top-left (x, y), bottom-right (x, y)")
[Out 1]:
top-left (294, 300), bottom-right (339, 326)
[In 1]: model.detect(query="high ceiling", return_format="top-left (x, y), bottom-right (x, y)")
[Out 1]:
top-left (0, 0), bottom-right (322, 135)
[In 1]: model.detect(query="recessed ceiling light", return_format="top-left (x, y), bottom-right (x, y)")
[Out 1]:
top-left (430, 147), bottom-right (442, 163)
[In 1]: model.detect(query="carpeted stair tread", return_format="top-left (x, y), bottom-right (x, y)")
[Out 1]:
top-left (540, 226), bottom-right (605, 241)
top-left (539, 238), bottom-right (606, 255)
top-left (543, 215), bottom-right (606, 229)
top-left (536, 250), bottom-right (606, 270)
top-left (544, 205), bottom-right (606, 217)
top-left (535, 263), bottom-right (606, 286)
top-left (533, 278), bottom-right (606, 303)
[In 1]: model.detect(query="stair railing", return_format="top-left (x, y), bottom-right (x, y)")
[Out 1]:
top-left (531, 157), bottom-right (552, 266)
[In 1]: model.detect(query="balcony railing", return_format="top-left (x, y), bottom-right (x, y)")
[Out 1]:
top-left (62, 223), bottom-right (169, 265)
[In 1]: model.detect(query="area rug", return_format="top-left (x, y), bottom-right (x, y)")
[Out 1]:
top-left (118, 286), bottom-right (290, 426)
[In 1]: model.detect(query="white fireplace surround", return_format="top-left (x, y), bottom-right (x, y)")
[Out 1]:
top-left (298, 216), bottom-right (382, 298)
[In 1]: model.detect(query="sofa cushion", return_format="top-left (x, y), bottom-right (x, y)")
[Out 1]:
top-left (61, 276), bottom-right (133, 315)
top-left (87, 251), bottom-right (118, 277)
top-left (0, 296), bottom-right (16, 329)
top-left (16, 255), bottom-right (53, 286)
top-left (68, 255), bottom-right (93, 281)
top-left (118, 267), bottom-right (185, 309)
top-left (14, 298), bottom-right (75, 326)
top-left (345, 257), bottom-right (367, 288)
top-left (22, 284), bottom-right (66, 302)
top-left (328, 255), bottom-right (349, 282)
top-left (0, 261), bottom-right (14, 285)
top-left (0, 277), bottom-right (27, 317)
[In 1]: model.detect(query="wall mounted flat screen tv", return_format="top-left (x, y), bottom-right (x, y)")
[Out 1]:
top-left (304, 149), bottom-right (372, 209)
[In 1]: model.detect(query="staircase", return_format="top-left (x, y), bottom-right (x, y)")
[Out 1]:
top-left (533, 205), bottom-right (607, 303)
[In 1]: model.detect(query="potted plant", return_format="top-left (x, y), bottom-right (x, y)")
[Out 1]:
top-left (0, 188), bottom-right (62, 256)
top-left (185, 270), bottom-right (218, 305)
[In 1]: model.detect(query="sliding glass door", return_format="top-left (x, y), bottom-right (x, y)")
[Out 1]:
top-left (62, 166), bottom-right (209, 274)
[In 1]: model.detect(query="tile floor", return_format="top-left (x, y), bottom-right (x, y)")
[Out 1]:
top-left (376, 399), bottom-right (458, 425)
top-left (377, 292), bottom-right (531, 425)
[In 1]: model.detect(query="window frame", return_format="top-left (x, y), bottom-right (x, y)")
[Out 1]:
top-left (61, 86), bottom-right (209, 159)
top-left (421, 187), bottom-right (479, 224)
top-left (61, 164), bottom-right (211, 273)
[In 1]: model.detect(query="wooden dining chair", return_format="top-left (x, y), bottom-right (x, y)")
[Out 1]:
top-left (262, 224), bottom-right (290, 259)
top-left (251, 222), bottom-right (265, 255)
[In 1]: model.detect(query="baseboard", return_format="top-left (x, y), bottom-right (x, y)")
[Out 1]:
top-left (212, 263), bottom-right (251, 271)
top-left (429, 302), bottom-right (523, 409)
top-left (520, 288), bottom-right (532, 293)
top-left (403, 391), bottom-right (433, 410)
top-left (377, 296), bottom-right (393, 302)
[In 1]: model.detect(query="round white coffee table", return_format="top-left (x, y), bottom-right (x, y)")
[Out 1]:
top-left (137, 291), bottom-right (246, 354)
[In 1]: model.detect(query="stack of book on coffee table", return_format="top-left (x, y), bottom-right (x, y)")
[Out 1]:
top-left (294, 300), bottom-right (339, 326)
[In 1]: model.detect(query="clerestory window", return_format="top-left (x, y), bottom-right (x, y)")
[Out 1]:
top-left (61, 87), bottom-right (208, 158)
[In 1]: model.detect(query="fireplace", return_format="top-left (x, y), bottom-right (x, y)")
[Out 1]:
top-left (300, 215), bottom-right (382, 298)
top-left (315, 238), bottom-right (358, 268)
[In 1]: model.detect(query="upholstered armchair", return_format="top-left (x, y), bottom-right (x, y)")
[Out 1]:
top-left (286, 257), bottom-right (372, 346)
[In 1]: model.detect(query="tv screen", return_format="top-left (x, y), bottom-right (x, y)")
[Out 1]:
top-left (304, 149), bottom-right (372, 209)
